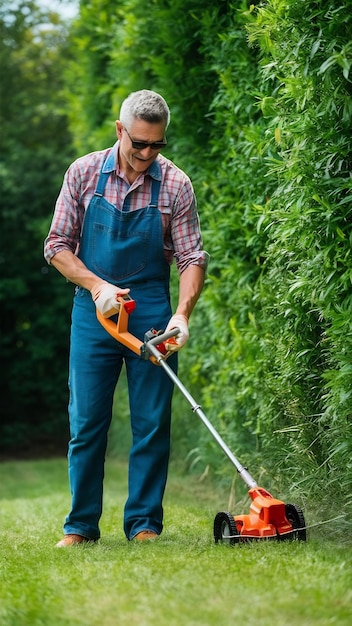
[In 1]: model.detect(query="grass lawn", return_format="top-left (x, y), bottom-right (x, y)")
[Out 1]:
top-left (0, 457), bottom-right (351, 626)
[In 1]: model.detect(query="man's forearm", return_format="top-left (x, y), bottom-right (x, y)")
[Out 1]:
top-left (175, 265), bottom-right (205, 319)
top-left (50, 250), bottom-right (101, 291)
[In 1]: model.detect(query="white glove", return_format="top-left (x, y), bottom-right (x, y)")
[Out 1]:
top-left (164, 314), bottom-right (189, 352)
top-left (90, 281), bottom-right (130, 318)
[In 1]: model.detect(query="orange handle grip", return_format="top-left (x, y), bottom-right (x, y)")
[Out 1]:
top-left (96, 296), bottom-right (177, 364)
top-left (96, 295), bottom-right (142, 356)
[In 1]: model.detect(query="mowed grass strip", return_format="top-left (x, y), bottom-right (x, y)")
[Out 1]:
top-left (0, 458), bottom-right (351, 626)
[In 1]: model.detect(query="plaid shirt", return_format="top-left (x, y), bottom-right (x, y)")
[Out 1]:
top-left (44, 142), bottom-right (209, 274)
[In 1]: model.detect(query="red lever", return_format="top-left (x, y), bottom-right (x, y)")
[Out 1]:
top-left (157, 336), bottom-right (177, 354)
top-left (118, 294), bottom-right (136, 314)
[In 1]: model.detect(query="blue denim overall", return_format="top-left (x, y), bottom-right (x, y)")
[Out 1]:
top-left (64, 150), bottom-right (176, 540)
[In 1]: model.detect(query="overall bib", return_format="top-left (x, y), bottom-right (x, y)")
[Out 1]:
top-left (65, 150), bottom-right (176, 540)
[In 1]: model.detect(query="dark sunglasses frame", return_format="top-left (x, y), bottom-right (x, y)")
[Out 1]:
top-left (123, 127), bottom-right (167, 151)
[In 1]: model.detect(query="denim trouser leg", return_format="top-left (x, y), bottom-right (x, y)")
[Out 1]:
top-left (63, 290), bottom-right (123, 538)
top-left (63, 287), bottom-right (176, 540)
top-left (123, 351), bottom-right (176, 540)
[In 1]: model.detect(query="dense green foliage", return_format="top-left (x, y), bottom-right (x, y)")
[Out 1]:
top-left (1, 0), bottom-right (351, 521)
top-left (0, 0), bottom-right (74, 451)
top-left (197, 0), bottom-right (352, 506)
top-left (66, 0), bottom-right (222, 170)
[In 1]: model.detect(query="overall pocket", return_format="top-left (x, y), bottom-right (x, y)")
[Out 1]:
top-left (91, 221), bottom-right (149, 282)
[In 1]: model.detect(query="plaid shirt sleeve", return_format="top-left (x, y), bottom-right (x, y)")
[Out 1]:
top-left (162, 169), bottom-right (209, 274)
top-left (44, 150), bottom-right (105, 263)
top-left (44, 147), bottom-right (209, 273)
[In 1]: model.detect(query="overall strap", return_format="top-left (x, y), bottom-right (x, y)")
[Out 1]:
top-left (150, 176), bottom-right (161, 207)
top-left (149, 159), bottom-right (162, 207)
top-left (94, 149), bottom-right (116, 197)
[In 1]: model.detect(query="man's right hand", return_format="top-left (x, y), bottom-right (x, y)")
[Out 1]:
top-left (90, 281), bottom-right (130, 318)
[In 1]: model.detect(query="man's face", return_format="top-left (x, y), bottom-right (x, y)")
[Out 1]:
top-left (116, 118), bottom-right (167, 180)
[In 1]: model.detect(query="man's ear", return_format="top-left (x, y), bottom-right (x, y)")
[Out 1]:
top-left (115, 120), bottom-right (123, 139)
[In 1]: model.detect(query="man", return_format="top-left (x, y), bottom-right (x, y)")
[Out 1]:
top-left (44, 89), bottom-right (208, 546)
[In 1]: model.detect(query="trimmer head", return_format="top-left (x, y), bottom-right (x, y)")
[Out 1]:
top-left (214, 488), bottom-right (306, 544)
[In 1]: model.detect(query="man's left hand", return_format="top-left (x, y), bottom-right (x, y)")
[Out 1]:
top-left (164, 314), bottom-right (189, 352)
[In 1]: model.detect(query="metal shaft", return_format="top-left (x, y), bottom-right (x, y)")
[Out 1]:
top-left (147, 336), bottom-right (258, 489)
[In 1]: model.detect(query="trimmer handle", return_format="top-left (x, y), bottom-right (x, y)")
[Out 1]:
top-left (96, 295), bottom-right (179, 363)
top-left (143, 328), bottom-right (179, 360)
top-left (147, 328), bottom-right (180, 345)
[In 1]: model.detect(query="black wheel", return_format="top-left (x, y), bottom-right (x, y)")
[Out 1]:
top-left (214, 511), bottom-right (239, 545)
top-left (283, 503), bottom-right (307, 541)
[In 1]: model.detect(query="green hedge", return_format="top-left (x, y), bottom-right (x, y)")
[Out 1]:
top-left (190, 0), bottom-right (352, 507)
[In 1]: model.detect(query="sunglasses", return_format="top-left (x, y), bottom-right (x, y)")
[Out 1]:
top-left (123, 127), bottom-right (167, 151)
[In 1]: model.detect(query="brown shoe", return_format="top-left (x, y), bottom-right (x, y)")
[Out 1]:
top-left (133, 530), bottom-right (159, 541)
top-left (55, 534), bottom-right (95, 548)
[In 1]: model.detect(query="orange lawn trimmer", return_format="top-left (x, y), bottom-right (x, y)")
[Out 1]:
top-left (97, 295), bottom-right (307, 545)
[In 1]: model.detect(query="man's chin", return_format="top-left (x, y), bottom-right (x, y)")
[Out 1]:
top-left (133, 156), bottom-right (153, 168)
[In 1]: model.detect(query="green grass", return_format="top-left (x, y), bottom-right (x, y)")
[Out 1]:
top-left (1, 458), bottom-right (351, 626)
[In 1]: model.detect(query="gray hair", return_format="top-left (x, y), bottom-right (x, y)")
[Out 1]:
top-left (119, 90), bottom-right (170, 130)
